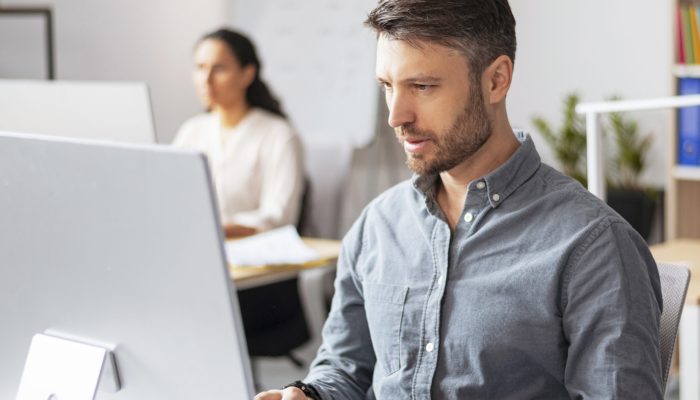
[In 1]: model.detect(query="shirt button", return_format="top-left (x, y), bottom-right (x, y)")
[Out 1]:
top-left (476, 181), bottom-right (486, 190)
top-left (426, 342), bottom-right (435, 352)
top-left (463, 212), bottom-right (473, 223)
top-left (492, 193), bottom-right (501, 202)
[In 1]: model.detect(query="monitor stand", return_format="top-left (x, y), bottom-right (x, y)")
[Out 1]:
top-left (16, 334), bottom-right (120, 400)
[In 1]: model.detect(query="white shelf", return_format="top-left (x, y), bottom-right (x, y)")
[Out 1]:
top-left (674, 64), bottom-right (700, 78)
top-left (673, 165), bottom-right (700, 181)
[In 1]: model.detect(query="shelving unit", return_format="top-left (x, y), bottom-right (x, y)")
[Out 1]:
top-left (673, 165), bottom-right (700, 181)
top-left (671, 162), bottom-right (700, 239)
top-left (673, 64), bottom-right (700, 78)
top-left (673, 8), bottom-right (700, 238)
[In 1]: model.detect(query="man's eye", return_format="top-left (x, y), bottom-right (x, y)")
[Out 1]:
top-left (414, 84), bottom-right (432, 91)
top-left (379, 82), bottom-right (392, 92)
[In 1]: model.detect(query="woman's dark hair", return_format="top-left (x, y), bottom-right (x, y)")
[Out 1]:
top-left (365, 0), bottom-right (516, 85)
top-left (200, 28), bottom-right (286, 118)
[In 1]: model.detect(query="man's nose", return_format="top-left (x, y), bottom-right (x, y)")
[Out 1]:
top-left (386, 90), bottom-right (415, 128)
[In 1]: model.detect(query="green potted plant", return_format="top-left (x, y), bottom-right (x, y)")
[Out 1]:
top-left (603, 98), bottom-right (658, 240)
top-left (531, 93), bottom-right (659, 240)
top-left (604, 97), bottom-right (654, 189)
top-left (531, 93), bottom-right (588, 187)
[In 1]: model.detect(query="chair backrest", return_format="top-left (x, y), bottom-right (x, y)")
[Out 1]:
top-left (296, 176), bottom-right (312, 235)
top-left (658, 262), bottom-right (691, 390)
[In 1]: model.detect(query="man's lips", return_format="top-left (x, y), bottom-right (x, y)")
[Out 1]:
top-left (402, 137), bottom-right (432, 152)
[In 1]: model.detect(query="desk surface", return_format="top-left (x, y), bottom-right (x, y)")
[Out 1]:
top-left (229, 237), bottom-right (341, 289)
top-left (650, 239), bottom-right (700, 305)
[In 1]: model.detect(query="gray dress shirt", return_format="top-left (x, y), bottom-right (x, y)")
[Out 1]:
top-left (305, 137), bottom-right (663, 399)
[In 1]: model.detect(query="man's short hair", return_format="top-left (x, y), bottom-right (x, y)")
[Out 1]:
top-left (365, 0), bottom-right (516, 83)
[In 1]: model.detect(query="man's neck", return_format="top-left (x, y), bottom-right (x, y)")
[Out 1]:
top-left (436, 124), bottom-right (520, 230)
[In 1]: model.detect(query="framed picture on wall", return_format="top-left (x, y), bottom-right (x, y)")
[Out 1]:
top-left (0, 7), bottom-right (54, 79)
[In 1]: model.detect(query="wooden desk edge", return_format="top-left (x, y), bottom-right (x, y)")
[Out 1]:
top-left (229, 237), bottom-right (341, 283)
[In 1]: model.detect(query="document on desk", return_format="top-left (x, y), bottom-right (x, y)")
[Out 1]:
top-left (225, 225), bottom-right (320, 267)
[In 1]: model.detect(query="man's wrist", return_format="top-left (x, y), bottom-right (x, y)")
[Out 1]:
top-left (283, 380), bottom-right (321, 400)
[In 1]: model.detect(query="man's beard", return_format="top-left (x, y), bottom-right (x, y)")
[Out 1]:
top-left (396, 86), bottom-right (492, 175)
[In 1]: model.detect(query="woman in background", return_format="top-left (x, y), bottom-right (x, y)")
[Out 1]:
top-left (174, 28), bottom-right (305, 238)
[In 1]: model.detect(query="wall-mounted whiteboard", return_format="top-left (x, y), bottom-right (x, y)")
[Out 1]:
top-left (230, 0), bottom-right (380, 146)
top-left (0, 79), bottom-right (156, 144)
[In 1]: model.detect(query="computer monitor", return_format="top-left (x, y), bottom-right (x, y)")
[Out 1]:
top-left (0, 131), bottom-right (254, 399)
top-left (0, 79), bottom-right (157, 144)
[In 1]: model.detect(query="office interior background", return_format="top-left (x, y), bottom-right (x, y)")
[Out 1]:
top-left (0, 0), bottom-right (673, 239)
top-left (0, 0), bottom-right (684, 397)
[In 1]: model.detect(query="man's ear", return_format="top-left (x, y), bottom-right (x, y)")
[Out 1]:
top-left (483, 55), bottom-right (513, 104)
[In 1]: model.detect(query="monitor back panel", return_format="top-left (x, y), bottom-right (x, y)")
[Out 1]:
top-left (0, 79), bottom-right (156, 144)
top-left (0, 132), bottom-right (254, 399)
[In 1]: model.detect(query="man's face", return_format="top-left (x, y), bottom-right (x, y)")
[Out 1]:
top-left (376, 35), bottom-right (491, 175)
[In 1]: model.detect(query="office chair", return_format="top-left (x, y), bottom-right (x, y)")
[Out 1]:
top-left (238, 178), bottom-right (313, 368)
top-left (658, 262), bottom-right (691, 391)
top-left (238, 278), bottom-right (309, 366)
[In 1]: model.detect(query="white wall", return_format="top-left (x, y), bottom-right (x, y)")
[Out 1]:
top-left (228, 0), bottom-right (379, 148)
top-left (1, 0), bottom-right (229, 143)
top-left (1, 1), bottom-right (676, 187)
top-left (509, 0), bottom-right (674, 188)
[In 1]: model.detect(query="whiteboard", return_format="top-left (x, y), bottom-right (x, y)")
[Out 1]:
top-left (230, 0), bottom-right (380, 146)
top-left (0, 79), bottom-right (156, 144)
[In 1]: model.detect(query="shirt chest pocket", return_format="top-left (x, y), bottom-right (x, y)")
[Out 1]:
top-left (363, 282), bottom-right (408, 375)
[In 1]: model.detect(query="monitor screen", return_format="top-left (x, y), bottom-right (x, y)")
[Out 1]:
top-left (0, 131), bottom-right (254, 399)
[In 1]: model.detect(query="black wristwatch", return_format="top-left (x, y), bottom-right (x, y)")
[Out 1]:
top-left (283, 380), bottom-right (322, 400)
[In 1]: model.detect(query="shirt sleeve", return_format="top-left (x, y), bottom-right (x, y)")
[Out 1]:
top-left (230, 128), bottom-right (305, 231)
top-left (303, 217), bottom-right (376, 400)
top-left (562, 219), bottom-right (663, 399)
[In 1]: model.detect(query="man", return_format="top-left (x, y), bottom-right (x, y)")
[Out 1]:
top-left (256, 0), bottom-right (663, 399)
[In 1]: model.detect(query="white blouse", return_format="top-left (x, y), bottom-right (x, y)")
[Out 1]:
top-left (173, 108), bottom-right (305, 231)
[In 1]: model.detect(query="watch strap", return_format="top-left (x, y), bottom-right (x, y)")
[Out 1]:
top-left (283, 380), bottom-right (322, 400)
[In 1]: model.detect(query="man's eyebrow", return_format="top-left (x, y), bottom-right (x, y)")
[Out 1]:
top-left (376, 75), bottom-right (442, 84)
top-left (403, 75), bottom-right (442, 84)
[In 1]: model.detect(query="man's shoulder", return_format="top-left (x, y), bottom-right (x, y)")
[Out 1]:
top-left (366, 178), bottom-right (422, 213)
top-left (341, 179), bottom-right (420, 248)
top-left (534, 163), bottom-right (633, 234)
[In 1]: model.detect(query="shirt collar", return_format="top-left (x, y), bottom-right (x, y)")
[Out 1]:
top-left (411, 135), bottom-right (541, 209)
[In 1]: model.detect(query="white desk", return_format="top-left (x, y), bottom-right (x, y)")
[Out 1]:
top-left (229, 237), bottom-right (341, 290)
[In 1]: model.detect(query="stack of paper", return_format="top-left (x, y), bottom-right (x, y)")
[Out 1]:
top-left (225, 225), bottom-right (320, 267)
